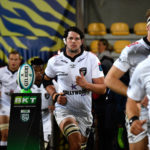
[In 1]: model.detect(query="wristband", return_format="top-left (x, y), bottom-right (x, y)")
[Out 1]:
top-left (129, 116), bottom-right (139, 126)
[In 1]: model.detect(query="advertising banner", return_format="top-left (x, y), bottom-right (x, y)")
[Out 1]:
top-left (7, 93), bottom-right (44, 150)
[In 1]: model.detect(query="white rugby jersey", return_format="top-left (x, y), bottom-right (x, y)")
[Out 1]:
top-left (114, 37), bottom-right (150, 77)
top-left (45, 50), bottom-right (104, 115)
top-left (127, 55), bottom-right (150, 101)
top-left (0, 66), bottom-right (18, 106)
top-left (31, 84), bottom-right (51, 111)
top-left (31, 84), bottom-right (52, 141)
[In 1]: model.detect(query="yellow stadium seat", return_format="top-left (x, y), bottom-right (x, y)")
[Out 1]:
top-left (134, 22), bottom-right (147, 35)
top-left (113, 40), bottom-right (131, 53)
top-left (90, 40), bottom-right (99, 53)
top-left (110, 22), bottom-right (130, 35)
top-left (88, 23), bottom-right (107, 35)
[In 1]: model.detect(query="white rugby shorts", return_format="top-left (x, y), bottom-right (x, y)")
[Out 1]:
top-left (54, 108), bottom-right (93, 138)
top-left (126, 106), bottom-right (148, 143)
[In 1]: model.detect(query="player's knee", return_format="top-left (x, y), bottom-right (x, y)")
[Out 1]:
top-left (63, 123), bottom-right (80, 140)
top-left (0, 124), bottom-right (9, 141)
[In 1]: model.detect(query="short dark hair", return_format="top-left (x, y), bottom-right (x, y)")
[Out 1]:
top-left (31, 58), bottom-right (44, 66)
top-left (146, 9), bottom-right (150, 19)
top-left (8, 50), bottom-right (21, 58)
top-left (63, 26), bottom-right (84, 39)
top-left (99, 38), bottom-right (108, 45)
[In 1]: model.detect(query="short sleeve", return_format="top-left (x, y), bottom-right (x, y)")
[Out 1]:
top-left (127, 65), bottom-right (145, 101)
top-left (114, 46), bottom-right (130, 72)
top-left (91, 53), bottom-right (104, 78)
top-left (45, 57), bottom-right (56, 78)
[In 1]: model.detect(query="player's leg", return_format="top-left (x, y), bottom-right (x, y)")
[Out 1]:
top-left (60, 117), bottom-right (82, 150)
top-left (129, 137), bottom-right (148, 150)
top-left (61, 115), bottom-right (92, 150)
top-left (42, 112), bottom-right (51, 149)
top-left (54, 108), bottom-right (83, 150)
top-left (0, 104), bottom-right (10, 149)
top-left (0, 115), bottom-right (9, 150)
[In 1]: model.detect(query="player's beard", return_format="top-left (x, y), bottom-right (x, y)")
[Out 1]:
top-left (68, 48), bottom-right (79, 54)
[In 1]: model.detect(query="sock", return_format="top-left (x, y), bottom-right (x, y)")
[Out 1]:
top-left (0, 141), bottom-right (7, 146)
top-left (117, 127), bottom-right (124, 149)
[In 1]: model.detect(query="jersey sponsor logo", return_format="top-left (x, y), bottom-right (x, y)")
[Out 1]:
top-left (14, 96), bottom-right (37, 105)
top-left (78, 57), bottom-right (85, 62)
top-left (57, 71), bottom-right (68, 76)
top-left (79, 67), bottom-right (87, 76)
top-left (70, 83), bottom-right (77, 90)
top-left (70, 64), bottom-right (76, 68)
top-left (61, 60), bottom-right (68, 63)
top-left (63, 89), bottom-right (89, 95)
top-left (17, 64), bottom-right (35, 90)
top-left (98, 63), bottom-right (103, 71)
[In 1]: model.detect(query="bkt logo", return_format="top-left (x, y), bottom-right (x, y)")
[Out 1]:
top-left (14, 96), bottom-right (37, 104)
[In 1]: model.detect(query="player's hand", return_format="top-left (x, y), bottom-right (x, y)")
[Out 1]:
top-left (130, 120), bottom-right (146, 135)
top-left (76, 72), bottom-right (87, 88)
top-left (57, 93), bottom-right (67, 105)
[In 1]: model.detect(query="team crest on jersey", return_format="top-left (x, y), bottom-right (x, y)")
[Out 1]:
top-left (45, 93), bottom-right (50, 99)
top-left (79, 67), bottom-right (87, 76)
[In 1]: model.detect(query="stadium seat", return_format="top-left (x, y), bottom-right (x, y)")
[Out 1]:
top-left (113, 40), bottom-right (131, 53)
top-left (134, 22), bottom-right (147, 35)
top-left (88, 23), bottom-right (107, 35)
top-left (90, 40), bottom-right (99, 53)
top-left (110, 22), bottom-right (130, 35)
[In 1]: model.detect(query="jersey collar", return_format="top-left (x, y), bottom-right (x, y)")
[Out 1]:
top-left (63, 48), bottom-right (84, 62)
top-left (7, 66), bottom-right (18, 74)
top-left (143, 36), bottom-right (150, 46)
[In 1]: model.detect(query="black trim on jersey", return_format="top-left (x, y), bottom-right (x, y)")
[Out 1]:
top-left (7, 66), bottom-right (18, 74)
top-left (63, 48), bottom-right (84, 62)
top-left (147, 18), bottom-right (150, 23)
top-left (43, 73), bottom-right (53, 88)
top-left (143, 36), bottom-right (150, 46)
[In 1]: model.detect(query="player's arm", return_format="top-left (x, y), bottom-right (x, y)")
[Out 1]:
top-left (43, 74), bottom-right (55, 96)
top-left (105, 65), bottom-right (127, 96)
top-left (43, 74), bottom-right (67, 105)
top-left (76, 72), bottom-right (106, 94)
top-left (126, 97), bottom-right (140, 119)
top-left (126, 97), bottom-right (146, 135)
